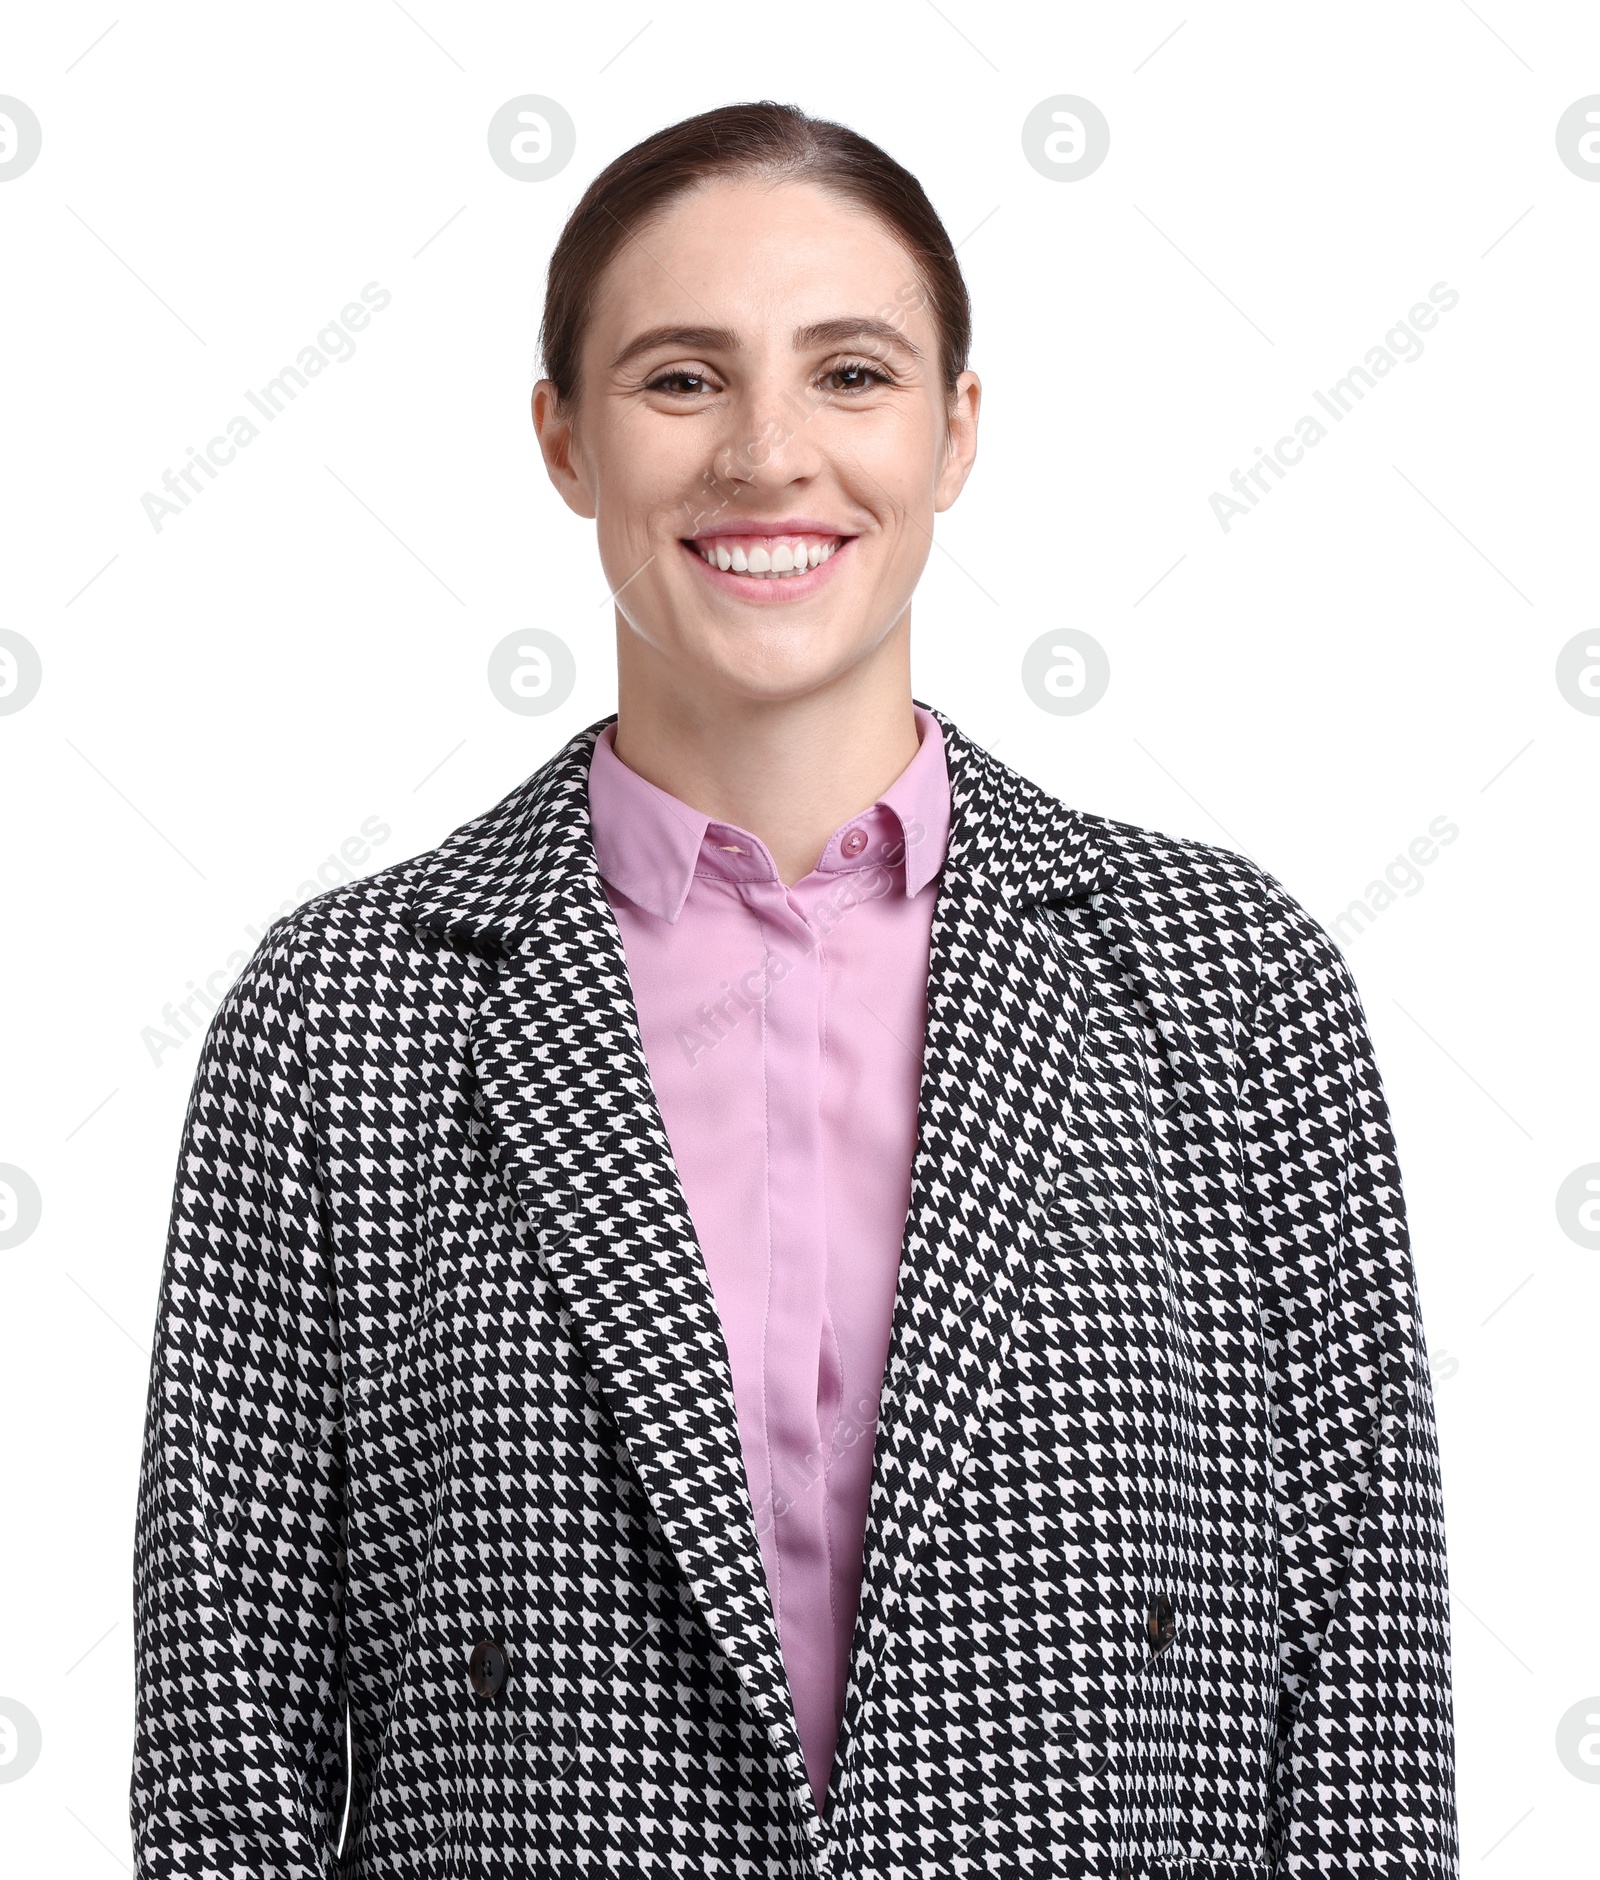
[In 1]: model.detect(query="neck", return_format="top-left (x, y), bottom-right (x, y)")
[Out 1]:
top-left (611, 623), bottom-right (921, 887)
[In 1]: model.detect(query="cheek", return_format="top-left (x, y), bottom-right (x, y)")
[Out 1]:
top-left (598, 409), bottom-right (702, 508)
top-left (845, 405), bottom-right (946, 509)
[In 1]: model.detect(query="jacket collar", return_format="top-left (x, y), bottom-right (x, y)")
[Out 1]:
top-left (401, 701), bottom-right (1110, 950)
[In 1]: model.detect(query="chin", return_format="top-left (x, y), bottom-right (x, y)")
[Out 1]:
top-left (700, 656), bottom-right (858, 708)
top-left (665, 630), bottom-right (867, 707)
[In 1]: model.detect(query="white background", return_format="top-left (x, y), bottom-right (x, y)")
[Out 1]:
top-left (1, 2), bottom-right (1596, 1870)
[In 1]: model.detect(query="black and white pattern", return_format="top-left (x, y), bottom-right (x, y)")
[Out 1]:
top-left (131, 706), bottom-right (1457, 1878)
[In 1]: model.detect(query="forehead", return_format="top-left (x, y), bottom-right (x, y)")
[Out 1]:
top-left (588, 176), bottom-right (933, 352)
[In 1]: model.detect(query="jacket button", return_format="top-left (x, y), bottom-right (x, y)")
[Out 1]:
top-left (1146, 1591), bottom-right (1176, 1655)
top-left (468, 1638), bottom-right (508, 1698)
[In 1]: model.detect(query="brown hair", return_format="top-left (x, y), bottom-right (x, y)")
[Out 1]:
top-left (538, 101), bottom-right (972, 408)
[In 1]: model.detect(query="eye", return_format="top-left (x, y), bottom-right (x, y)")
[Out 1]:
top-left (643, 367), bottom-right (719, 397)
top-left (822, 358), bottom-right (893, 395)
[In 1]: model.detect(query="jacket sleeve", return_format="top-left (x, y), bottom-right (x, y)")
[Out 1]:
top-left (131, 916), bottom-right (347, 1879)
top-left (1235, 874), bottom-right (1457, 1877)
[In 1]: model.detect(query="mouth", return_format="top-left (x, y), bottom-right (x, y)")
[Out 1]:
top-left (680, 530), bottom-right (857, 601)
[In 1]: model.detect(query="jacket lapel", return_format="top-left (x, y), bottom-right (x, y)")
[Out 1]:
top-left (399, 722), bottom-right (822, 1850)
top-left (825, 711), bottom-right (1113, 1810)
top-left (398, 709), bottom-right (1113, 1850)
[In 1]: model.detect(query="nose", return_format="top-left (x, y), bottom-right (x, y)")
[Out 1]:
top-left (709, 379), bottom-right (827, 499)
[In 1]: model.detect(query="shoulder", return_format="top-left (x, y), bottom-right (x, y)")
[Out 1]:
top-left (259, 847), bottom-right (438, 964)
top-left (939, 711), bottom-right (1361, 1044)
top-left (197, 728), bottom-right (600, 1058)
top-left (1070, 804), bottom-right (1362, 1039)
top-left (1081, 806), bottom-right (1310, 933)
top-left (199, 844), bottom-right (477, 1066)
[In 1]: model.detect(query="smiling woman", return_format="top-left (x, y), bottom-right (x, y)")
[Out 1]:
top-left (131, 101), bottom-right (1458, 1880)
top-left (527, 108), bottom-right (980, 870)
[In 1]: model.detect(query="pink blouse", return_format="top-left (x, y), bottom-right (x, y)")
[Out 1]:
top-left (585, 707), bottom-right (951, 1811)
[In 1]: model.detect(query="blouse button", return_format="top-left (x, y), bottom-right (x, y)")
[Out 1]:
top-left (840, 827), bottom-right (868, 858)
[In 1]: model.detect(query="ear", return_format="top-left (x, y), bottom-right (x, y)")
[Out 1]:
top-left (933, 370), bottom-right (981, 513)
top-left (531, 380), bottom-right (598, 520)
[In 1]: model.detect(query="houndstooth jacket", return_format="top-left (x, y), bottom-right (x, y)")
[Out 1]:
top-left (131, 706), bottom-right (1457, 1879)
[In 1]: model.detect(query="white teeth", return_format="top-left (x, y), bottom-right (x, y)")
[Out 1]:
top-left (693, 538), bottom-right (843, 576)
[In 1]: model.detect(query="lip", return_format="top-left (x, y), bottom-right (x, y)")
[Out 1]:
top-left (688, 517), bottom-right (856, 542)
top-left (679, 533), bottom-right (855, 604)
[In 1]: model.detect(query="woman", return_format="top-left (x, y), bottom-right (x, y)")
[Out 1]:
top-left (131, 103), bottom-right (1457, 1877)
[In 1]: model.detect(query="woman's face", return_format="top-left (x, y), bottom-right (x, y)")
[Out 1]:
top-left (533, 175), bottom-right (979, 711)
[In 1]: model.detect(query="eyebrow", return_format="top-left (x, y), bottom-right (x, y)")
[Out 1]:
top-left (607, 317), bottom-right (923, 375)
